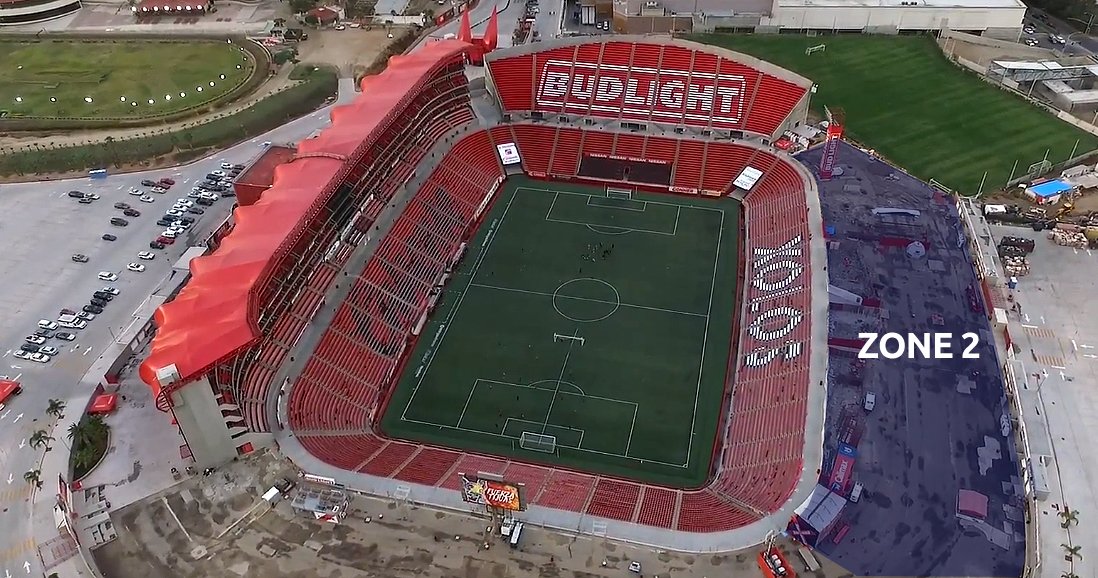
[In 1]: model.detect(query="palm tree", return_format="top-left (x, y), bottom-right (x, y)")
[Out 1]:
top-left (67, 414), bottom-right (108, 447)
top-left (1060, 508), bottom-right (1080, 529)
top-left (23, 470), bottom-right (41, 488)
top-left (29, 430), bottom-right (53, 450)
top-left (1062, 543), bottom-right (1083, 560)
top-left (46, 399), bottom-right (65, 420)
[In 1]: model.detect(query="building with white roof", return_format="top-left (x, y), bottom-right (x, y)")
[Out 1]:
top-left (608, 0), bottom-right (1025, 38)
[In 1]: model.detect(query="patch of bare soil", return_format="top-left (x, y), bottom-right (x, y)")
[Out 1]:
top-left (295, 28), bottom-right (397, 78)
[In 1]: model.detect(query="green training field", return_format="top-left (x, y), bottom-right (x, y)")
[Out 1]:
top-left (380, 178), bottom-right (741, 487)
top-left (693, 34), bottom-right (1098, 195)
top-left (0, 39), bottom-right (256, 120)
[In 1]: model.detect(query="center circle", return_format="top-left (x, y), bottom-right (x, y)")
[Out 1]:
top-left (552, 278), bottom-right (620, 323)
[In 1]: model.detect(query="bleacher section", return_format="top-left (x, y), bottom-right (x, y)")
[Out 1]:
top-left (290, 125), bottom-right (813, 533)
top-left (485, 39), bottom-right (810, 137)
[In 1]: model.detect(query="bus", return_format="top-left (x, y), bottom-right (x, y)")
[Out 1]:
top-left (89, 169), bottom-right (108, 179)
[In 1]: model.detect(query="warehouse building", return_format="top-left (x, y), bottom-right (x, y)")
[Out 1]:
top-left (603, 0), bottom-right (1025, 39)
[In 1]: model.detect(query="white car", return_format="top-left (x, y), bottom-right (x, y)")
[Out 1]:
top-left (76, 311), bottom-right (95, 320)
top-left (29, 352), bottom-right (51, 363)
top-left (220, 162), bottom-right (234, 170)
top-left (39, 346), bottom-right (59, 356)
top-left (200, 193), bottom-right (219, 202)
top-left (13, 350), bottom-right (31, 360)
top-left (98, 272), bottom-right (118, 282)
top-left (176, 198), bottom-right (194, 207)
top-left (101, 286), bottom-right (119, 295)
top-left (128, 187), bottom-right (142, 196)
top-left (85, 193), bottom-right (101, 201)
top-left (166, 209), bottom-right (185, 217)
top-left (37, 320), bottom-right (59, 330)
top-left (151, 187), bottom-right (167, 194)
top-left (127, 263), bottom-right (146, 272)
top-left (25, 335), bottom-right (46, 345)
top-left (58, 319), bottom-right (87, 330)
top-left (211, 170), bottom-right (226, 178)
top-left (140, 195), bottom-right (155, 203)
top-left (161, 230), bottom-right (178, 239)
top-left (137, 251), bottom-right (155, 260)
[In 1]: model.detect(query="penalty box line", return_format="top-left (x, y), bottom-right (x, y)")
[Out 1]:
top-left (542, 191), bottom-right (681, 237)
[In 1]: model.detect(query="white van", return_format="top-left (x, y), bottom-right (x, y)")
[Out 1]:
top-left (850, 482), bottom-right (864, 503)
top-left (864, 392), bottom-right (876, 411)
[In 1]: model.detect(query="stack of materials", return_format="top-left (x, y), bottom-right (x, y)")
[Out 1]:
top-left (1001, 255), bottom-right (1030, 276)
top-left (1047, 228), bottom-right (1088, 248)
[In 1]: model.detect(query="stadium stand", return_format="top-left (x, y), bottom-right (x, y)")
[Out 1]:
top-left (140, 36), bottom-right (819, 535)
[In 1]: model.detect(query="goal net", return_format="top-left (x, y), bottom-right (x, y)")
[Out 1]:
top-left (519, 432), bottom-right (557, 453)
top-left (553, 333), bottom-right (585, 346)
top-left (606, 186), bottom-right (634, 200)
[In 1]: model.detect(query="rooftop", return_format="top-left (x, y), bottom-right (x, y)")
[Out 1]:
top-left (778, 0), bottom-right (1025, 8)
top-left (235, 145), bottom-right (296, 188)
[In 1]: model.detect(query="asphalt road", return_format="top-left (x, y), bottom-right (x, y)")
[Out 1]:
top-left (0, 78), bottom-right (354, 577)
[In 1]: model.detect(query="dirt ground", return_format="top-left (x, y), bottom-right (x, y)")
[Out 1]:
top-left (92, 451), bottom-right (854, 578)
top-left (296, 28), bottom-right (400, 78)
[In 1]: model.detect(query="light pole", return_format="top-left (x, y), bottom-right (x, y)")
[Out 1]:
top-left (1066, 12), bottom-right (1094, 34)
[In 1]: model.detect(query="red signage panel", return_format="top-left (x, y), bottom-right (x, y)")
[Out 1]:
top-left (535, 58), bottom-right (747, 130)
top-left (818, 123), bottom-right (843, 180)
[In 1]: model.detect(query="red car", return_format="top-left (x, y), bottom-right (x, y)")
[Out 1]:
top-left (157, 236), bottom-right (176, 245)
top-left (158, 178), bottom-right (175, 186)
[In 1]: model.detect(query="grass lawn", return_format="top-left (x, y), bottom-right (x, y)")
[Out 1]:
top-left (380, 177), bottom-right (741, 487)
top-left (693, 34), bottom-right (1098, 194)
top-left (0, 39), bottom-right (255, 120)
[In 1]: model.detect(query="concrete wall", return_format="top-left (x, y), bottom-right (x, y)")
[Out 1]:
top-left (940, 29), bottom-right (1048, 58)
top-left (171, 378), bottom-right (241, 469)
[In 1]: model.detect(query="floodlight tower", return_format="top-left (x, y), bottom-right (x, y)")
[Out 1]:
top-left (818, 106), bottom-right (846, 180)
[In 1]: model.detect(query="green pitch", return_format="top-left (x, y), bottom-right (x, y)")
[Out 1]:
top-left (380, 178), bottom-right (741, 487)
top-left (0, 39), bottom-right (255, 120)
top-left (693, 34), bottom-right (1098, 195)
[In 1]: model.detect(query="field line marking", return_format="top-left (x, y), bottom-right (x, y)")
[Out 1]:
top-left (541, 328), bottom-right (580, 434)
top-left (469, 282), bottom-right (706, 318)
top-left (400, 189), bottom-right (521, 420)
top-left (624, 404), bottom-right (638, 458)
top-left (517, 185), bottom-right (724, 214)
top-left (586, 196), bottom-right (648, 212)
top-left (545, 191), bottom-right (560, 221)
top-left (682, 209), bottom-right (723, 468)
top-left (545, 216), bottom-right (676, 236)
top-left (454, 379), bottom-right (480, 429)
top-left (672, 206), bottom-right (681, 236)
top-left (477, 378), bottom-right (638, 407)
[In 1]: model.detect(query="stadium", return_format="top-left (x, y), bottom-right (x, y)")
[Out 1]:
top-left (139, 35), bottom-right (830, 546)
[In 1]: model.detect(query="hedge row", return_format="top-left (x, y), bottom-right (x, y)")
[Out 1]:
top-left (0, 70), bottom-right (338, 177)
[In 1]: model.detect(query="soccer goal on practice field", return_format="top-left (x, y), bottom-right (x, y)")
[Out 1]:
top-left (519, 432), bottom-right (557, 453)
top-left (554, 333), bottom-right (585, 346)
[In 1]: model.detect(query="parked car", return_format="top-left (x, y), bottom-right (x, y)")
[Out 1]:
top-left (159, 177), bottom-right (175, 185)
top-left (39, 346), bottom-right (59, 356)
top-left (72, 254), bottom-right (89, 263)
top-left (127, 262), bottom-right (146, 272)
top-left (55, 332), bottom-right (76, 341)
top-left (100, 286), bottom-right (119, 295)
top-left (25, 335), bottom-right (46, 345)
top-left (128, 188), bottom-right (143, 196)
top-left (137, 251), bottom-right (155, 260)
top-left (157, 236), bottom-right (176, 245)
top-left (110, 217), bottom-right (129, 227)
top-left (140, 195), bottom-right (155, 203)
top-left (97, 272), bottom-right (118, 282)
top-left (20, 344), bottom-right (40, 353)
top-left (83, 304), bottom-right (104, 314)
top-left (67, 191), bottom-right (85, 198)
top-left (150, 241), bottom-right (166, 250)
top-left (102, 234), bottom-right (117, 241)
top-left (123, 209), bottom-right (141, 217)
top-left (37, 320), bottom-right (59, 330)
top-left (114, 202), bottom-right (130, 210)
top-left (141, 179), bottom-right (157, 186)
top-left (78, 197), bottom-right (94, 204)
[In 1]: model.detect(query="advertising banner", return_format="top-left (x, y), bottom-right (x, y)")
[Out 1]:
top-left (818, 122), bottom-right (844, 180)
top-left (460, 474), bottom-right (526, 511)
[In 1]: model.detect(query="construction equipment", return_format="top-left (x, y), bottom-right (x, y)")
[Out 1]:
top-left (1054, 202), bottom-right (1075, 220)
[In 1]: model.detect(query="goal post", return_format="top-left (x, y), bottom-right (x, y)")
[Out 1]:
top-left (554, 333), bottom-right (585, 346)
top-left (606, 186), bottom-right (634, 200)
top-left (805, 44), bottom-right (826, 55)
top-left (519, 432), bottom-right (557, 453)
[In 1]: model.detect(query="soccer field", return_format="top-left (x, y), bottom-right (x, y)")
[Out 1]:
top-left (380, 178), bottom-right (741, 487)
top-left (0, 39), bottom-right (255, 120)
top-left (693, 34), bottom-right (1098, 195)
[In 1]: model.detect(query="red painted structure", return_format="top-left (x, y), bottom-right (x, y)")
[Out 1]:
top-left (233, 145), bottom-right (297, 207)
top-left (485, 39), bottom-right (811, 137)
top-left (818, 121), bottom-right (843, 179)
top-left (140, 37), bottom-right (817, 533)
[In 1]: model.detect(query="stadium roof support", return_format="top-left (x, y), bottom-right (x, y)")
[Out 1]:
top-left (987, 60), bottom-right (1098, 83)
top-left (138, 39), bottom-right (473, 402)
